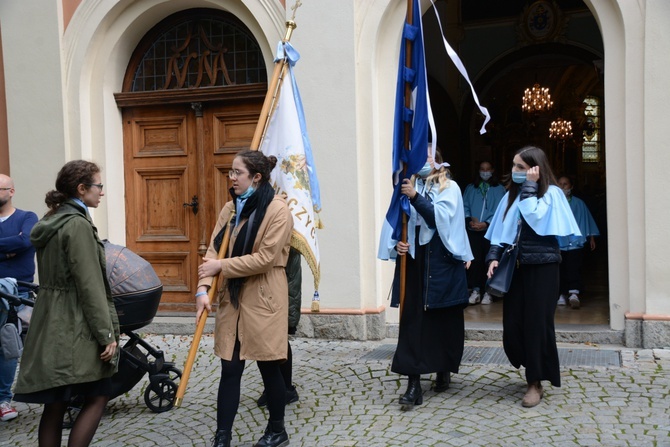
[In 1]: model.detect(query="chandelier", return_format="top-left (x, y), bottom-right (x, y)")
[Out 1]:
top-left (549, 118), bottom-right (573, 140)
top-left (522, 83), bottom-right (553, 113)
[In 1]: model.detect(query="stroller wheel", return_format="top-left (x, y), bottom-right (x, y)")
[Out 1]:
top-left (144, 378), bottom-right (178, 413)
top-left (162, 364), bottom-right (182, 382)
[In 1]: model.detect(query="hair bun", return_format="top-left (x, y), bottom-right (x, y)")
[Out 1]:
top-left (44, 190), bottom-right (66, 209)
top-left (267, 155), bottom-right (278, 171)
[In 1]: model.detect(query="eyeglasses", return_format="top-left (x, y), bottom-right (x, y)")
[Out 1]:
top-left (0, 188), bottom-right (11, 191)
top-left (228, 169), bottom-right (248, 179)
top-left (86, 183), bottom-right (104, 191)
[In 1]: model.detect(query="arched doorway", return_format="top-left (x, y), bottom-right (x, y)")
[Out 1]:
top-left (424, 0), bottom-right (609, 326)
top-left (115, 9), bottom-right (267, 311)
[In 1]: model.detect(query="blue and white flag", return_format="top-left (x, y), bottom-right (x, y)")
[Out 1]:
top-left (261, 41), bottom-right (323, 290)
top-left (378, 0), bottom-right (490, 260)
top-left (378, 0), bottom-right (434, 260)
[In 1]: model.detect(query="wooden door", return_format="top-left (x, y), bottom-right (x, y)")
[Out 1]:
top-left (121, 95), bottom-right (263, 311)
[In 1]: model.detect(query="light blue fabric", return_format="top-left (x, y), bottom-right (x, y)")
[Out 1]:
top-left (378, 178), bottom-right (473, 262)
top-left (462, 183), bottom-right (505, 224)
top-left (417, 163), bottom-right (432, 177)
top-left (557, 195), bottom-right (600, 250)
top-left (512, 172), bottom-right (527, 184)
top-left (71, 197), bottom-right (87, 212)
top-left (238, 185), bottom-right (255, 200)
top-left (485, 184), bottom-right (581, 249)
top-left (234, 197), bottom-right (248, 226)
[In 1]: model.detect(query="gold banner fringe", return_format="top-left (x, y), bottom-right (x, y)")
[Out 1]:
top-left (290, 231), bottom-right (320, 290)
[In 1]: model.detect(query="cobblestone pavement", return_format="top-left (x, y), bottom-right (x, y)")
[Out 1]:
top-left (2, 335), bottom-right (670, 447)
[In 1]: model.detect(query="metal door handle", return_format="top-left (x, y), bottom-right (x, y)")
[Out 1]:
top-left (183, 195), bottom-right (199, 215)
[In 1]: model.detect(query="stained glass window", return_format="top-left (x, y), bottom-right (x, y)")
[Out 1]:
top-left (581, 96), bottom-right (600, 163)
top-left (131, 16), bottom-right (266, 92)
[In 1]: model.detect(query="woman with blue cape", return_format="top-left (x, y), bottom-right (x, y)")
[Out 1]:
top-left (386, 147), bottom-right (473, 410)
top-left (556, 175), bottom-right (600, 310)
top-left (462, 160), bottom-right (506, 305)
top-left (485, 146), bottom-right (581, 408)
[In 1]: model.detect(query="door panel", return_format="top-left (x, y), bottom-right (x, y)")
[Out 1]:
top-left (131, 117), bottom-right (189, 157)
top-left (133, 167), bottom-right (190, 241)
top-left (122, 99), bottom-right (261, 311)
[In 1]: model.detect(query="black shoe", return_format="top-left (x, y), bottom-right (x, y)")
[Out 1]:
top-left (254, 420), bottom-right (289, 447)
top-left (433, 372), bottom-right (450, 392)
top-left (286, 385), bottom-right (299, 405)
top-left (257, 390), bottom-right (268, 408)
top-left (212, 429), bottom-right (231, 447)
top-left (399, 375), bottom-right (423, 410)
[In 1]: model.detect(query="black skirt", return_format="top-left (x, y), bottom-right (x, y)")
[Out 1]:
top-left (14, 377), bottom-right (113, 404)
top-left (391, 237), bottom-right (466, 376)
top-left (502, 262), bottom-right (561, 387)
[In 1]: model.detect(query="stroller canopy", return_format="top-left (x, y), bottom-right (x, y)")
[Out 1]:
top-left (104, 240), bottom-right (161, 297)
top-left (104, 241), bottom-right (163, 332)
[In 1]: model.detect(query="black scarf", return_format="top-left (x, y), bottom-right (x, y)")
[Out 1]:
top-left (214, 182), bottom-right (275, 308)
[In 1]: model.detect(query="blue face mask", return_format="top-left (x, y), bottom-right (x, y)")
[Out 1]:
top-left (238, 185), bottom-right (256, 199)
top-left (417, 162), bottom-right (432, 178)
top-left (480, 171), bottom-right (492, 181)
top-left (512, 172), bottom-right (527, 184)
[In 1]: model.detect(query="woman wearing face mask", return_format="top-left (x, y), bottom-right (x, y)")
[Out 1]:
top-left (556, 176), bottom-right (600, 310)
top-left (387, 146), bottom-right (473, 410)
top-left (196, 150), bottom-right (293, 447)
top-left (462, 161), bottom-right (506, 305)
top-left (484, 146), bottom-right (580, 408)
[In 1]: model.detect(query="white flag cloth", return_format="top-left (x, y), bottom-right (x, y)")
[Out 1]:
top-left (260, 41), bottom-right (323, 290)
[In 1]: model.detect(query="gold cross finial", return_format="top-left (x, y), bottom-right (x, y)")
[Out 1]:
top-left (290, 0), bottom-right (302, 21)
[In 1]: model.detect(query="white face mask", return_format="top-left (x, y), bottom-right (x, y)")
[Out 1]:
top-left (562, 188), bottom-right (572, 197)
top-left (479, 171), bottom-right (492, 181)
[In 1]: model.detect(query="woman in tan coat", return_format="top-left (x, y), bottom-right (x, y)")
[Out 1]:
top-left (196, 150), bottom-right (293, 447)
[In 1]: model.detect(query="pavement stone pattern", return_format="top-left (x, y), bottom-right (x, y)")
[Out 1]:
top-left (2, 335), bottom-right (670, 447)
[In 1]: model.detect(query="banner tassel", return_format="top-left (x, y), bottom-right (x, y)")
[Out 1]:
top-left (311, 290), bottom-right (320, 312)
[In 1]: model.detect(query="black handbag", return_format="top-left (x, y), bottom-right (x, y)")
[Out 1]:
top-left (486, 220), bottom-right (521, 297)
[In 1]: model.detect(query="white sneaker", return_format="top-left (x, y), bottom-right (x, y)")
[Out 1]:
top-left (481, 293), bottom-right (493, 305)
top-left (468, 290), bottom-right (481, 304)
top-left (0, 401), bottom-right (18, 421)
top-left (557, 295), bottom-right (567, 306)
top-left (569, 294), bottom-right (580, 309)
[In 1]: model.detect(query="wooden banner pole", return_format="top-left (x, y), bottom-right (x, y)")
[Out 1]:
top-left (399, 0), bottom-right (414, 318)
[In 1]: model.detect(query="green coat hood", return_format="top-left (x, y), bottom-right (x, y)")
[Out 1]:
top-left (30, 203), bottom-right (83, 248)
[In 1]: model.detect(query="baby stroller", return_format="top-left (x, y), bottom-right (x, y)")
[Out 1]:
top-left (101, 240), bottom-right (182, 413)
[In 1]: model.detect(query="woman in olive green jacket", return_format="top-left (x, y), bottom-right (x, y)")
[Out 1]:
top-left (14, 160), bottom-right (119, 447)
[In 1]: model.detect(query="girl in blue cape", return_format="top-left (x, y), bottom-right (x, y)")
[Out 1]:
top-left (462, 160), bottom-right (506, 305)
top-left (556, 176), bottom-right (600, 310)
top-left (383, 148), bottom-right (473, 410)
top-left (485, 146), bottom-right (580, 408)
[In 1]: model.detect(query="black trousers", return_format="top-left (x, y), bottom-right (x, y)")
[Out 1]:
top-left (466, 229), bottom-right (490, 291)
top-left (559, 249), bottom-right (584, 295)
top-left (503, 262), bottom-right (561, 387)
top-left (217, 340), bottom-right (286, 431)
